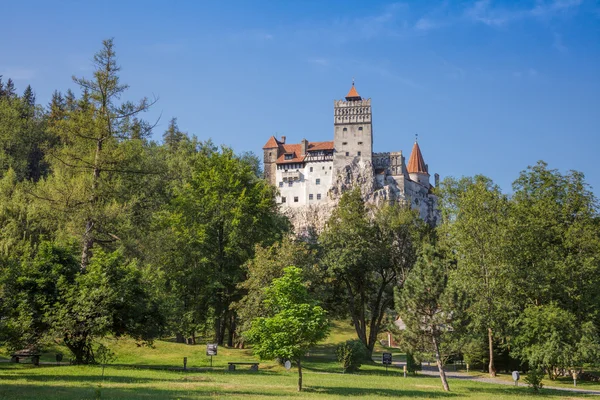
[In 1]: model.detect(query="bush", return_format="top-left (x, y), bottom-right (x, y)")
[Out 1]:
top-left (406, 351), bottom-right (422, 374)
top-left (336, 340), bottom-right (368, 373)
top-left (525, 368), bottom-right (544, 392)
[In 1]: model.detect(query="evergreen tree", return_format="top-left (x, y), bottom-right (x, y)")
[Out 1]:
top-left (4, 79), bottom-right (16, 99)
top-left (162, 117), bottom-right (186, 148)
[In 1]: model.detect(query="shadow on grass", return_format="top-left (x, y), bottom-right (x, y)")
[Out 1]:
top-left (0, 384), bottom-right (286, 400)
top-left (305, 385), bottom-right (458, 397)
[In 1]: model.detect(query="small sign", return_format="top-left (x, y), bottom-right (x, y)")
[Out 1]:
top-left (382, 352), bottom-right (392, 365)
top-left (206, 343), bottom-right (218, 356)
top-left (512, 371), bottom-right (520, 381)
top-left (284, 360), bottom-right (292, 370)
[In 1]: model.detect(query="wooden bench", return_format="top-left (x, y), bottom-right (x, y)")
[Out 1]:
top-left (227, 362), bottom-right (259, 371)
top-left (11, 350), bottom-right (41, 366)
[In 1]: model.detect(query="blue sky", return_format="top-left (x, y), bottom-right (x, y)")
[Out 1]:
top-left (2, 0), bottom-right (599, 195)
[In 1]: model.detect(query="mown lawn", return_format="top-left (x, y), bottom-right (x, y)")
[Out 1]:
top-left (0, 321), bottom-right (595, 399)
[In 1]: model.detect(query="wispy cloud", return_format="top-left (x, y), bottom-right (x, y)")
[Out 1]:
top-left (308, 58), bottom-right (330, 67)
top-left (415, 18), bottom-right (437, 31)
top-left (144, 42), bottom-right (186, 55)
top-left (513, 68), bottom-right (539, 78)
top-left (464, 0), bottom-right (583, 27)
top-left (0, 67), bottom-right (36, 80)
top-left (553, 32), bottom-right (568, 52)
top-left (229, 30), bottom-right (274, 43)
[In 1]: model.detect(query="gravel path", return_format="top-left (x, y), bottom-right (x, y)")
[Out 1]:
top-left (389, 361), bottom-right (600, 396)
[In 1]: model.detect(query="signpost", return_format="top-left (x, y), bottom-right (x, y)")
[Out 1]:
top-left (382, 352), bottom-right (392, 372)
top-left (207, 343), bottom-right (218, 367)
top-left (284, 360), bottom-right (292, 370)
top-left (512, 371), bottom-right (520, 386)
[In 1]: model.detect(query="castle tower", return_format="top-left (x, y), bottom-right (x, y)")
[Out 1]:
top-left (333, 82), bottom-right (373, 170)
top-left (406, 139), bottom-right (430, 188)
top-left (263, 135), bottom-right (283, 186)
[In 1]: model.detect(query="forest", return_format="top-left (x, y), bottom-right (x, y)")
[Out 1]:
top-left (0, 39), bottom-right (598, 390)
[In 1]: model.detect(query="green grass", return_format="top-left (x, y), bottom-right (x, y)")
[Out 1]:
top-left (0, 321), bottom-right (596, 399)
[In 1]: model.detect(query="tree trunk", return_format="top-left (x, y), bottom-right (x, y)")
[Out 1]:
top-left (432, 335), bottom-right (450, 391)
top-left (227, 313), bottom-right (236, 347)
top-left (297, 359), bottom-right (303, 392)
top-left (488, 327), bottom-right (496, 377)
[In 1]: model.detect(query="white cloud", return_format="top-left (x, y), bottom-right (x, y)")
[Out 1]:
top-left (464, 0), bottom-right (583, 26)
top-left (415, 18), bottom-right (437, 31)
top-left (308, 58), bottom-right (329, 67)
top-left (553, 32), bottom-right (568, 52)
top-left (0, 67), bottom-right (36, 80)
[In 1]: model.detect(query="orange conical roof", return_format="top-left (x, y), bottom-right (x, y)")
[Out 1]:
top-left (345, 82), bottom-right (361, 101)
top-left (407, 141), bottom-right (428, 174)
top-left (262, 136), bottom-right (280, 149)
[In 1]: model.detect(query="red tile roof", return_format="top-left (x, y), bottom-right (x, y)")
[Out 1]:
top-left (262, 136), bottom-right (280, 149)
top-left (308, 141), bottom-right (334, 151)
top-left (275, 141), bottom-right (334, 164)
top-left (345, 85), bottom-right (361, 100)
top-left (407, 141), bottom-right (428, 174)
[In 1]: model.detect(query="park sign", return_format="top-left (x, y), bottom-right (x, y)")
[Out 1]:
top-left (206, 343), bottom-right (218, 356)
top-left (382, 352), bottom-right (392, 365)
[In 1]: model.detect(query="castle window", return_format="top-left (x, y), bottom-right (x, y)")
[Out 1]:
top-left (316, 179), bottom-right (321, 185)
top-left (294, 196), bottom-right (299, 203)
top-left (279, 182), bottom-right (283, 187)
top-left (358, 141), bottom-right (363, 145)
top-left (329, 166), bottom-right (332, 170)
top-left (269, 152), bottom-right (272, 156)
top-left (322, 166), bottom-right (325, 170)
top-left (358, 151), bottom-right (362, 156)
top-left (359, 127), bottom-right (363, 131)
top-left (310, 167), bottom-right (313, 172)
top-left (343, 127), bottom-right (347, 132)
top-left (345, 152), bottom-right (349, 156)
top-left (282, 197), bottom-right (286, 203)
top-left (285, 154), bottom-right (293, 160)
top-left (317, 194), bottom-right (322, 200)
top-left (288, 181), bottom-right (293, 187)
top-left (309, 194), bottom-right (313, 200)
top-left (342, 142), bottom-right (347, 145)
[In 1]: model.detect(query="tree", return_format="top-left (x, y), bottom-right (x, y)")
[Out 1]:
top-left (438, 175), bottom-right (514, 377)
top-left (397, 243), bottom-right (465, 391)
top-left (320, 189), bottom-right (424, 357)
top-left (48, 247), bottom-right (163, 363)
top-left (40, 38), bottom-right (155, 270)
top-left (162, 117), bottom-right (186, 149)
top-left (245, 266), bottom-right (329, 392)
top-left (157, 145), bottom-right (288, 345)
top-left (233, 236), bottom-right (320, 339)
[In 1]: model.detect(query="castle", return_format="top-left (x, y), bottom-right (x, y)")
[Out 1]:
top-left (263, 83), bottom-right (439, 228)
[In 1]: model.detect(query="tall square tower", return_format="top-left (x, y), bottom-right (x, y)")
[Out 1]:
top-left (333, 83), bottom-right (373, 170)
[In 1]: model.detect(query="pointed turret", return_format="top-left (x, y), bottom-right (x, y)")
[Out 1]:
top-left (345, 80), bottom-right (362, 101)
top-left (407, 139), bottom-right (430, 187)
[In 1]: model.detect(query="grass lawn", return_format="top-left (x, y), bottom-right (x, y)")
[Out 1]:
top-left (0, 321), bottom-right (595, 399)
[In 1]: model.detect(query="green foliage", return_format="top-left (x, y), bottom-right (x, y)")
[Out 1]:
top-left (336, 339), bottom-right (368, 373)
top-left (157, 145), bottom-right (288, 343)
top-left (245, 266), bottom-right (329, 362)
top-left (438, 175), bottom-right (514, 376)
top-left (233, 236), bottom-right (320, 334)
top-left (47, 248), bottom-right (163, 363)
top-left (524, 368), bottom-right (544, 392)
top-left (406, 351), bottom-right (421, 374)
top-left (321, 189), bottom-right (425, 356)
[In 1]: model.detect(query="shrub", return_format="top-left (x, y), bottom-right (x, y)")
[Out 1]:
top-left (406, 351), bottom-right (422, 374)
top-left (336, 340), bottom-right (368, 373)
top-left (525, 368), bottom-right (544, 392)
